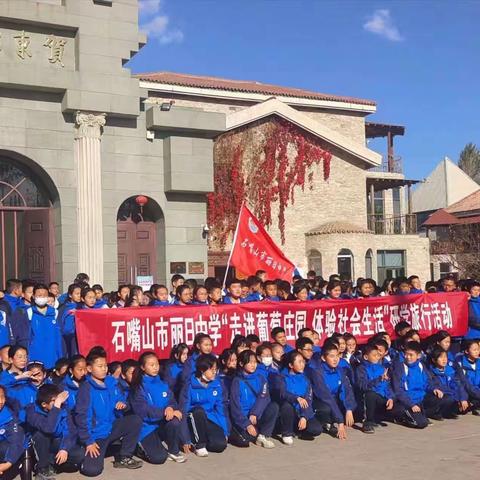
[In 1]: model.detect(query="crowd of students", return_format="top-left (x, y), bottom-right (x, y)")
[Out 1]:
top-left (0, 270), bottom-right (478, 479)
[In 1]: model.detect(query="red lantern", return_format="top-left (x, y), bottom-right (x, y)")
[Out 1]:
top-left (135, 195), bottom-right (148, 214)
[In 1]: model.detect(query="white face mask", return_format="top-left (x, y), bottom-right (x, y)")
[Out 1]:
top-left (34, 297), bottom-right (48, 307)
top-left (261, 356), bottom-right (273, 367)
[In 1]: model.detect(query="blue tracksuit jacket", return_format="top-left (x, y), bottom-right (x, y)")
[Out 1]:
top-left (129, 374), bottom-right (177, 441)
top-left (62, 376), bottom-right (83, 412)
top-left (229, 370), bottom-right (271, 431)
top-left (391, 359), bottom-right (436, 408)
top-left (456, 354), bottom-right (480, 400)
top-left (179, 375), bottom-right (229, 436)
top-left (8, 381), bottom-right (40, 423)
top-left (276, 371), bottom-right (315, 419)
top-left (26, 404), bottom-right (78, 451)
top-left (12, 306), bottom-right (63, 369)
top-left (355, 360), bottom-right (394, 399)
top-left (306, 360), bottom-right (356, 424)
top-left (466, 296), bottom-right (480, 339)
top-left (164, 361), bottom-right (184, 394)
top-left (429, 365), bottom-right (467, 401)
top-left (74, 375), bottom-right (124, 445)
top-left (0, 406), bottom-right (24, 464)
top-left (57, 301), bottom-right (78, 336)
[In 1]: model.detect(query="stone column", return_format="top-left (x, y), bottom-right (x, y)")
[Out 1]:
top-left (74, 111), bottom-right (107, 285)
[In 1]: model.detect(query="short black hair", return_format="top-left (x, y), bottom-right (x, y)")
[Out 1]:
top-left (404, 341), bottom-right (422, 354)
top-left (237, 349), bottom-right (256, 368)
top-left (226, 278), bottom-right (241, 288)
top-left (462, 339), bottom-right (480, 352)
top-left (36, 384), bottom-right (62, 407)
top-left (121, 359), bottom-right (138, 375)
top-left (368, 337), bottom-right (388, 351)
top-left (5, 279), bottom-right (21, 293)
top-left (394, 321), bottom-right (411, 335)
top-left (33, 283), bottom-right (49, 295)
top-left (295, 337), bottom-right (314, 350)
top-left (271, 327), bottom-right (285, 338)
top-left (429, 346), bottom-right (448, 364)
top-left (297, 327), bottom-right (313, 338)
top-left (86, 346), bottom-right (107, 365)
top-left (195, 354), bottom-right (218, 375)
top-left (363, 344), bottom-right (379, 356)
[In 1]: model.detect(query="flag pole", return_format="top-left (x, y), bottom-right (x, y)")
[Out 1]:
top-left (222, 202), bottom-right (245, 290)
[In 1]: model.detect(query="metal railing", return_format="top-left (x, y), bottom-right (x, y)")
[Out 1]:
top-left (368, 155), bottom-right (403, 174)
top-left (368, 214), bottom-right (417, 235)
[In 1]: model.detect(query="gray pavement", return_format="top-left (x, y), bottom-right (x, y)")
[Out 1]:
top-left (64, 416), bottom-right (480, 480)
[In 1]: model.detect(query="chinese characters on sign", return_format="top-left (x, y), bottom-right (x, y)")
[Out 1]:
top-left (75, 292), bottom-right (468, 361)
top-left (0, 30), bottom-right (67, 67)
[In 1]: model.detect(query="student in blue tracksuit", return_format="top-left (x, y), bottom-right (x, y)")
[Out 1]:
top-left (0, 346), bottom-right (31, 388)
top-left (80, 288), bottom-right (109, 310)
top-left (355, 344), bottom-right (397, 434)
top-left (306, 342), bottom-right (356, 440)
top-left (271, 327), bottom-right (294, 354)
top-left (2, 279), bottom-right (23, 315)
top-left (262, 281), bottom-right (281, 302)
top-left (129, 352), bottom-right (186, 464)
top-left (0, 310), bottom-right (11, 351)
top-left (180, 334), bottom-right (214, 386)
top-left (16, 282), bottom-right (34, 313)
top-left (218, 349), bottom-right (237, 399)
top-left (74, 349), bottom-right (143, 476)
top-left (179, 354), bottom-right (228, 457)
top-left (57, 284), bottom-right (82, 358)
top-left (9, 361), bottom-right (48, 424)
top-left (391, 341), bottom-right (446, 428)
top-left (465, 281), bottom-right (480, 339)
top-left (222, 279), bottom-right (246, 305)
top-left (276, 351), bottom-right (322, 445)
top-left (12, 284), bottom-right (63, 370)
top-left (245, 276), bottom-right (263, 303)
top-left (428, 347), bottom-right (468, 417)
top-left (148, 285), bottom-right (170, 307)
top-left (456, 339), bottom-right (480, 414)
top-left (424, 330), bottom-right (455, 365)
top-left (229, 350), bottom-right (279, 449)
top-left (0, 385), bottom-right (24, 477)
top-left (26, 384), bottom-right (84, 479)
top-left (164, 344), bottom-right (189, 397)
top-left (193, 286), bottom-right (209, 305)
top-left (62, 355), bottom-right (87, 412)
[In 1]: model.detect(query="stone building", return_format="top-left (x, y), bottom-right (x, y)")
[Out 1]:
top-left (0, 0), bottom-right (225, 290)
top-left (138, 72), bottom-right (431, 286)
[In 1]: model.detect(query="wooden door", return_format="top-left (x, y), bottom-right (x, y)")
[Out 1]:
top-left (117, 219), bottom-right (157, 285)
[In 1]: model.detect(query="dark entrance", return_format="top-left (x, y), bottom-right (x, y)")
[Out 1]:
top-left (0, 157), bottom-right (55, 285)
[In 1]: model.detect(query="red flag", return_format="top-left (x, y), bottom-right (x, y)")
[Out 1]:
top-left (229, 204), bottom-right (295, 281)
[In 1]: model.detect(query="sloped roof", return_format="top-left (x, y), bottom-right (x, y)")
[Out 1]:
top-left (422, 209), bottom-right (460, 226)
top-left (446, 189), bottom-right (480, 214)
top-left (412, 157), bottom-right (479, 213)
top-left (306, 221), bottom-right (372, 236)
top-left (136, 71), bottom-right (376, 107)
top-left (226, 98), bottom-right (382, 167)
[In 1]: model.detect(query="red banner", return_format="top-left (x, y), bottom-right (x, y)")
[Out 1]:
top-left (230, 204), bottom-right (295, 281)
top-left (75, 292), bottom-right (469, 361)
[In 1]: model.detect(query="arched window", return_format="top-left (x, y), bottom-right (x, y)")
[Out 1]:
top-left (337, 249), bottom-right (354, 281)
top-left (307, 249), bottom-right (322, 276)
top-left (365, 249), bottom-right (373, 279)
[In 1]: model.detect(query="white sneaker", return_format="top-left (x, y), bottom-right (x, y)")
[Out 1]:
top-left (282, 435), bottom-right (294, 446)
top-left (194, 447), bottom-right (209, 457)
top-left (168, 452), bottom-right (187, 463)
top-left (256, 434), bottom-right (275, 449)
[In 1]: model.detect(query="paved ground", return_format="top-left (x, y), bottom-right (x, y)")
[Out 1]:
top-left (64, 416), bottom-right (480, 480)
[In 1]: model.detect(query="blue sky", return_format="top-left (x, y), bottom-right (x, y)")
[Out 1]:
top-left (129, 0), bottom-right (480, 180)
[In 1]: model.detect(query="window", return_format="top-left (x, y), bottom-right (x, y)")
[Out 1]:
top-left (392, 188), bottom-right (402, 233)
top-left (377, 250), bottom-right (405, 285)
top-left (365, 249), bottom-right (373, 278)
top-left (337, 249), bottom-right (354, 281)
top-left (368, 190), bottom-right (384, 217)
top-left (439, 262), bottom-right (452, 279)
top-left (307, 250), bottom-right (322, 276)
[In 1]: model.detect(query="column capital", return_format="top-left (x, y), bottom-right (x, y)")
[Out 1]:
top-left (75, 111), bottom-right (107, 140)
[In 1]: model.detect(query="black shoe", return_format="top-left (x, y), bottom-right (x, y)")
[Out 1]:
top-left (113, 457), bottom-right (143, 470)
top-left (430, 413), bottom-right (444, 421)
top-left (328, 424), bottom-right (338, 438)
top-left (362, 422), bottom-right (375, 434)
top-left (444, 413), bottom-right (459, 420)
top-left (35, 470), bottom-right (56, 480)
top-left (472, 409), bottom-right (480, 416)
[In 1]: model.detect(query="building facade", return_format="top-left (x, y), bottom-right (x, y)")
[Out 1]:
top-left (138, 72), bottom-right (431, 285)
top-left (0, 0), bottom-right (225, 290)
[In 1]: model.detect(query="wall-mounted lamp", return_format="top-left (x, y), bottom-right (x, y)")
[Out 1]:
top-left (202, 224), bottom-right (210, 239)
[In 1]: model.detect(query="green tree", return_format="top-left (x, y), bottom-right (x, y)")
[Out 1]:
top-left (458, 142), bottom-right (480, 183)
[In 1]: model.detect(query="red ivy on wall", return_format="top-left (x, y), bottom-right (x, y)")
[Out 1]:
top-left (207, 116), bottom-right (332, 248)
